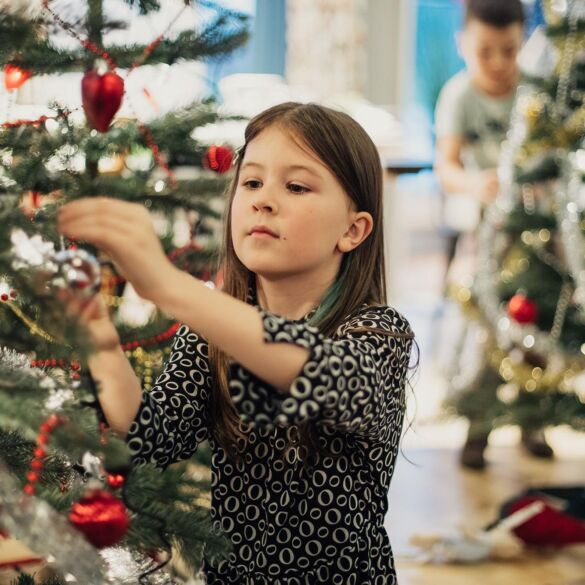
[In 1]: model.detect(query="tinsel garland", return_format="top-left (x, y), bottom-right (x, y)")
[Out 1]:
top-left (466, 0), bottom-right (585, 415)
top-left (0, 462), bottom-right (119, 584)
top-left (556, 154), bottom-right (585, 314)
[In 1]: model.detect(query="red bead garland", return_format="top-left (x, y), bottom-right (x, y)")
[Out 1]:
top-left (42, 1), bottom-right (188, 73)
top-left (121, 322), bottom-right (180, 351)
top-left (23, 414), bottom-right (65, 495)
top-left (30, 358), bottom-right (80, 370)
top-left (167, 242), bottom-right (203, 261)
top-left (42, 1), bottom-right (116, 70)
top-left (137, 122), bottom-right (177, 186)
top-left (1, 111), bottom-right (69, 130)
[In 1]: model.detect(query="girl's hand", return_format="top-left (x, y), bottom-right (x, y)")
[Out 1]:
top-left (61, 292), bottom-right (121, 352)
top-left (57, 197), bottom-right (176, 303)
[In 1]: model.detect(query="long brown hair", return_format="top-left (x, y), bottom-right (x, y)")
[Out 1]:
top-left (209, 102), bottom-right (388, 457)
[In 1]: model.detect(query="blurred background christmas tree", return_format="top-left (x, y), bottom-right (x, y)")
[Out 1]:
top-left (447, 0), bottom-right (585, 436)
top-left (0, 1), bottom-right (248, 583)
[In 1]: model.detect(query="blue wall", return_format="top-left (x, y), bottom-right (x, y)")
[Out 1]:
top-left (207, 0), bottom-right (286, 94)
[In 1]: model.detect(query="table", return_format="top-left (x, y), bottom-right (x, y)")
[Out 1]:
top-left (381, 156), bottom-right (434, 301)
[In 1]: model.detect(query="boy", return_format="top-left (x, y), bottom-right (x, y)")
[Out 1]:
top-left (435, 0), bottom-right (553, 469)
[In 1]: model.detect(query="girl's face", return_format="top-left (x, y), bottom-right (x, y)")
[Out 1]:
top-left (231, 125), bottom-right (354, 281)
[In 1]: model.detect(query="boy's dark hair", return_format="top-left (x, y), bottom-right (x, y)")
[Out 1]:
top-left (465, 0), bottom-right (525, 28)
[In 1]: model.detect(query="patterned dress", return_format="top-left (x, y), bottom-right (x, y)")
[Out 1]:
top-left (127, 302), bottom-right (413, 584)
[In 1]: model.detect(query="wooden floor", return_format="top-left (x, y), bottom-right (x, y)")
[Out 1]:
top-left (387, 446), bottom-right (585, 585)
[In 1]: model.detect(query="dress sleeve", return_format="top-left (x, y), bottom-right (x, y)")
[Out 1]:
top-left (126, 324), bottom-right (212, 469)
top-left (229, 306), bottom-right (413, 442)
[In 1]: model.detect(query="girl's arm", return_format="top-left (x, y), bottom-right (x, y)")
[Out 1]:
top-left (88, 345), bottom-right (143, 436)
top-left (76, 290), bottom-right (213, 461)
top-left (153, 268), bottom-right (310, 393)
top-left (230, 305), bottom-right (413, 441)
top-left (58, 198), bottom-right (310, 393)
top-left (66, 293), bottom-right (143, 436)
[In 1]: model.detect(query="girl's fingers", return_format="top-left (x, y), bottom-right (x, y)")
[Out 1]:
top-left (58, 197), bottom-right (147, 225)
top-left (60, 292), bottom-right (91, 322)
top-left (79, 295), bottom-right (106, 322)
top-left (58, 215), bottom-right (133, 249)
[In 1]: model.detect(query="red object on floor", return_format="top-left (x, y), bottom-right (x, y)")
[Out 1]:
top-left (508, 496), bottom-right (585, 546)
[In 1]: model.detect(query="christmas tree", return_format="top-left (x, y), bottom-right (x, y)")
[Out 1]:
top-left (447, 0), bottom-right (585, 435)
top-left (0, 1), bottom-right (248, 583)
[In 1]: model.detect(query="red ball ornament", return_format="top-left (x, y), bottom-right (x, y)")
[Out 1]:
top-left (4, 64), bottom-right (32, 91)
top-left (69, 489), bottom-right (130, 548)
top-left (81, 69), bottom-right (125, 132)
top-left (203, 145), bottom-right (234, 174)
top-left (507, 294), bottom-right (538, 324)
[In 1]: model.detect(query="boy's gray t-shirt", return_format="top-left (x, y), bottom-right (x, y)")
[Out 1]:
top-left (435, 70), bottom-right (517, 171)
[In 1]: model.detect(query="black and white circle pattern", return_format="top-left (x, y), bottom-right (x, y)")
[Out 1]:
top-left (127, 305), bottom-right (413, 584)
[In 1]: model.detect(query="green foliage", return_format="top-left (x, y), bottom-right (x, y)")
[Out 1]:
top-left (12, 576), bottom-right (63, 585)
top-left (0, 2), bottom-right (249, 73)
top-left (515, 153), bottom-right (561, 183)
top-left (0, 0), bottom-right (247, 576)
top-left (124, 462), bottom-right (229, 572)
top-left (446, 365), bottom-right (585, 432)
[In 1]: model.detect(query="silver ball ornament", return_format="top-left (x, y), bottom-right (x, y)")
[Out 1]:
top-left (49, 249), bottom-right (101, 298)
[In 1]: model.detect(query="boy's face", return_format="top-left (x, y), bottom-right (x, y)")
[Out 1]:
top-left (460, 20), bottom-right (524, 96)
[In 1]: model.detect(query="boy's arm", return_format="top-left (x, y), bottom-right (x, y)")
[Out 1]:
top-left (435, 135), bottom-right (499, 204)
top-left (435, 135), bottom-right (473, 193)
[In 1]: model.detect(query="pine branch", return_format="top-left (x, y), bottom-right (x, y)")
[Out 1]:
top-left (0, 6), bottom-right (249, 73)
top-left (122, 462), bottom-right (230, 567)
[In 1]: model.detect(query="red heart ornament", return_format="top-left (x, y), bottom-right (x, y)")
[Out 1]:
top-left (81, 70), bottom-right (125, 132)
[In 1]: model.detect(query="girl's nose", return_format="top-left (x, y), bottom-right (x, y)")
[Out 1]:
top-left (252, 194), bottom-right (276, 213)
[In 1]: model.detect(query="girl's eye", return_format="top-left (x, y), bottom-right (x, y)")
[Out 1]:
top-left (243, 179), bottom-right (262, 189)
top-left (288, 183), bottom-right (309, 195)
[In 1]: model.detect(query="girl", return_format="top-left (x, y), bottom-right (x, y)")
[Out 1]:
top-left (58, 102), bottom-right (415, 584)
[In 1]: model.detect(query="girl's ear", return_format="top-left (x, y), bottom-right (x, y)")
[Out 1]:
top-left (337, 211), bottom-right (373, 253)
